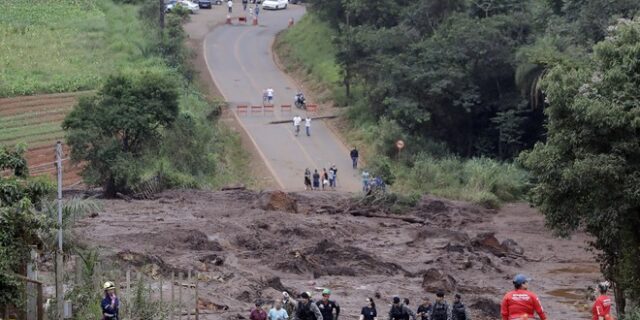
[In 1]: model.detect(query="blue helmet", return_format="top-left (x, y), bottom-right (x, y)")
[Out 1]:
top-left (513, 274), bottom-right (529, 286)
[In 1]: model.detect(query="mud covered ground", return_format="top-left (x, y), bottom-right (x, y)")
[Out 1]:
top-left (73, 190), bottom-right (601, 319)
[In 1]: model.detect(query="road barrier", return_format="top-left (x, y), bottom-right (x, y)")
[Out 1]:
top-left (264, 104), bottom-right (274, 114)
top-left (288, 18), bottom-right (294, 28)
top-left (251, 105), bottom-right (263, 114)
top-left (281, 104), bottom-right (292, 112)
top-left (236, 105), bottom-right (248, 115)
top-left (238, 16), bottom-right (247, 23)
top-left (253, 17), bottom-right (258, 26)
top-left (226, 14), bottom-right (232, 24)
top-left (307, 104), bottom-right (318, 113)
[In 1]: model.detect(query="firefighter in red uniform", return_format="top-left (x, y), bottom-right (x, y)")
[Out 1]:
top-left (592, 282), bottom-right (614, 320)
top-left (501, 274), bottom-right (547, 320)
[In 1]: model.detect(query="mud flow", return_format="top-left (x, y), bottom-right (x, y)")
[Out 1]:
top-left (73, 190), bottom-right (601, 319)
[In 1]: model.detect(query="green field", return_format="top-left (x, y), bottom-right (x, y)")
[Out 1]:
top-left (0, 0), bottom-right (161, 97)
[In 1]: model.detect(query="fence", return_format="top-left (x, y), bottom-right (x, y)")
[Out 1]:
top-left (2, 275), bottom-right (44, 320)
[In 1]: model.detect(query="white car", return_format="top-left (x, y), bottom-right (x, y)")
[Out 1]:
top-left (262, 0), bottom-right (287, 10)
top-left (166, 0), bottom-right (200, 13)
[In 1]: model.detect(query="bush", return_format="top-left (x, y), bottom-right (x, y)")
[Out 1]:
top-left (625, 308), bottom-right (640, 320)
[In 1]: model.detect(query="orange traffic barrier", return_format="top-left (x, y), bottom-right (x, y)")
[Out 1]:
top-left (252, 17), bottom-right (258, 26)
top-left (238, 16), bottom-right (247, 23)
top-left (226, 14), bottom-right (232, 25)
top-left (264, 104), bottom-right (274, 114)
top-left (307, 104), bottom-right (318, 113)
top-left (281, 104), bottom-right (292, 112)
top-left (251, 105), bottom-right (263, 114)
top-left (237, 105), bottom-right (248, 114)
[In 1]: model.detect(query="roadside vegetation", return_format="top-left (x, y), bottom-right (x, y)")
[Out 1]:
top-left (279, 0), bottom-right (640, 314)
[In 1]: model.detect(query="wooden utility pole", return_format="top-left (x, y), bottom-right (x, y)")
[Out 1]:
top-left (55, 141), bottom-right (64, 320)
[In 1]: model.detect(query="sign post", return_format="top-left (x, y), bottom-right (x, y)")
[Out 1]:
top-left (395, 139), bottom-right (405, 160)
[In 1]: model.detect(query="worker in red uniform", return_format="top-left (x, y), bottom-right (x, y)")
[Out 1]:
top-left (592, 282), bottom-right (614, 320)
top-left (501, 274), bottom-right (547, 320)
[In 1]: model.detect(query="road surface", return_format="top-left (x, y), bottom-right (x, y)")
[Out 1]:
top-left (204, 5), bottom-right (361, 192)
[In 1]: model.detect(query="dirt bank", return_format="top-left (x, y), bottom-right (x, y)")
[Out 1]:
top-left (74, 190), bottom-right (600, 319)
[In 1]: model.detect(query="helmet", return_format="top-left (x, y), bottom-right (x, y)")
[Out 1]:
top-left (513, 274), bottom-right (529, 286)
top-left (322, 288), bottom-right (331, 295)
top-left (103, 281), bottom-right (116, 290)
top-left (598, 281), bottom-right (610, 292)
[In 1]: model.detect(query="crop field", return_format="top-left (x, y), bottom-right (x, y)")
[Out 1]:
top-left (0, 0), bottom-right (156, 97)
top-left (0, 92), bottom-right (89, 186)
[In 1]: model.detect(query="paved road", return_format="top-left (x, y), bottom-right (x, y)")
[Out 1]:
top-left (204, 5), bottom-right (361, 192)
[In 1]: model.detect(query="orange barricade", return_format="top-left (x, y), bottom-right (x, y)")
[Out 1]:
top-left (238, 16), bottom-right (247, 23)
top-left (307, 104), bottom-right (318, 113)
top-left (237, 105), bottom-right (248, 114)
top-left (281, 104), bottom-right (292, 112)
top-left (251, 105), bottom-right (263, 114)
top-left (264, 104), bottom-right (274, 114)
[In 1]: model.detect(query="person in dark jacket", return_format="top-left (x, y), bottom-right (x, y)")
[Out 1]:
top-left (429, 291), bottom-right (450, 320)
top-left (317, 289), bottom-right (340, 320)
top-left (451, 294), bottom-right (470, 320)
top-left (360, 297), bottom-right (377, 320)
top-left (350, 147), bottom-right (359, 169)
top-left (417, 297), bottom-right (432, 320)
top-left (101, 281), bottom-right (119, 320)
top-left (388, 297), bottom-right (416, 320)
top-left (295, 292), bottom-right (323, 320)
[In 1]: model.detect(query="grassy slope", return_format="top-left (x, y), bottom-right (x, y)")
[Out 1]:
top-left (0, 0), bottom-right (162, 97)
top-left (275, 14), bottom-right (528, 207)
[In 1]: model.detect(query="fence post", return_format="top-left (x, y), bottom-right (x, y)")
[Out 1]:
top-left (194, 272), bottom-right (199, 320)
top-left (187, 270), bottom-right (191, 320)
top-left (178, 272), bottom-right (183, 320)
top-left (170, 272), bottom-right (175, 320)
top-left (126, 268), bottom-right (131, 319)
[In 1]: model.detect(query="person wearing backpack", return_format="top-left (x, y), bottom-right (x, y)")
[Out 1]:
top-left (451, 294), bottom-right (470, 320)
top-left (388, 297), bottom-right (415, 320)
top-left (429, 291), bottom-right (450, 320)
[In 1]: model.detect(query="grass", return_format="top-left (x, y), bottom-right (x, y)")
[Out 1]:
top-left (0, 0), bottom-right (161, 97)
top-left (276, 13), bottom-right (530, 207)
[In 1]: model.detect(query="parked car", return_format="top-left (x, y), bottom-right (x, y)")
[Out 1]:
top-left (198, 0), bottom-right (212, 8)
top-left (165, 0), bottom-right (200, 13)
top-left (289, 0), bottom-right (301, 3)
top-left (262, 0), bottom-right (287, 10)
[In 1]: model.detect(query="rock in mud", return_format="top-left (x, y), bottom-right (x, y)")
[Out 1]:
top-left (258, 191), bottom-right (298, 213)
top-left (422, 268), bottom-right (457, 292)
top-left (472, 232), bottom-right (508, 257)
top-left (469, 297), bottom-right (501, 318)
top-left (501, 238), bottom-right (524, 255)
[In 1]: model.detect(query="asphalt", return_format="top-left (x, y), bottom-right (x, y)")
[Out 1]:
top-left (203, 4), bottom-right (362, 192)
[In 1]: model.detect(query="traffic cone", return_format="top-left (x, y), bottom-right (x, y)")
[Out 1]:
top-left (226, 14), bottom-right (232, 25)
top-left (253, 16), bottom-right (258, 25)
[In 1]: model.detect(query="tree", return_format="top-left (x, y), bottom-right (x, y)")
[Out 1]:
top-left (520, 18), bottom-right (640, 315)
top-left (63, 71), bottom-right (179, 196)
top-left (0, 145), bottom-right (53, 306)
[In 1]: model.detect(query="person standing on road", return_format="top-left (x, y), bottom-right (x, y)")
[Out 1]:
top-left (500, 274), bottom-right (547, 320)
top-left (389, 296), bottom-right (415, 320)
top-left (255, 4), bottom-right (260, 17)
top-left (362, 170), bottom-right (370, 192)
top-left (304, 168), bottom-right (312, 190)
top-left (322, 168), bottom-right (329, 191)
top-left (350, 147), bottom-right (359, 169)
top-left (330, 164), bottom-right (337, 188)
top-left (283, 292), bottom-right (298, 319)
top-left (293, 115), bottom-right (302, 136)
top-left (328, 169), bottom-right (335, 191)
top-left (270, 301), bottom-right (289, 320)
top-left (592, 282), bottom-right (613, 320)
top-left (305, 116), bottom-right (312, 136)
top-left (101, 282), bottom-right (120, 320)
top-left (360, 297), bottom-right (377, 320)
top-left (317, 289), bottom-right (340, 320)
top-left (295, 292), bottom-right (323, 320)
top-left (267, 87), bottom-right (275, 104)
top-left (227, 0), bottom-right (233, 13)
top-left (252, 302), bottom-right (268, 320)
top-left (242, 0), bottom-right (248, 11)
top-left (312, 169), bottom-right (320, 190)
top-left (429, 291), bottom-right (450, 320)
top-left (417, 297), bottom-right (432, 320)
top-left (451, 294), bottom-right (470, 320)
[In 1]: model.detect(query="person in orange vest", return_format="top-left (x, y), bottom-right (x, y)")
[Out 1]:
top-left (592, 282), bottom-right (614, 320)
top-left (500, 274), bottom-right (547, 320)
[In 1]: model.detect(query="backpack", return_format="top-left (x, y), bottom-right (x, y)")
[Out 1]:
top-left (431, 302), bottom-right (448, 320)
top-left (390, 305), bottom-right (408, 320)
top-left (451, 302), bottom-right (466, 320)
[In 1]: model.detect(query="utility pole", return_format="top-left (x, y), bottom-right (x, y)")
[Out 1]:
top-left (55, 141), bottom-right (64, 320)
top-left (159, 0), bottom-right (165, 31)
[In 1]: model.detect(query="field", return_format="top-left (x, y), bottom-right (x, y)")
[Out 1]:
top-left (0, 93), bottom-right (89, 186)
top-left (0, 0), bottom-right (159, 97)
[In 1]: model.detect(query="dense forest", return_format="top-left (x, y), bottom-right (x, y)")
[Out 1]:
top-left (307, 0), bottom-right (639, 160)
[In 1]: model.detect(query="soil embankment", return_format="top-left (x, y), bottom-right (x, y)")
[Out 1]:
top-left (74, 189), bottom-right (600, 319)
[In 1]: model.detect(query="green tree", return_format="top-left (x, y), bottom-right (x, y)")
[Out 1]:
top-left (520, 18), bottom-right (640, 315)
top-left (63, 71), bottom-right (179, 197)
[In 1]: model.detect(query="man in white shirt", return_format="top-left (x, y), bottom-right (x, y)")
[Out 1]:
top-left (227, 0), bottom-right (233, 13)
top-left (305, 116), bottom-right (311, 136)
top-left (267, 88), bottom-right (274, 104)
top-left (293, 115), bottom-right (302, 136)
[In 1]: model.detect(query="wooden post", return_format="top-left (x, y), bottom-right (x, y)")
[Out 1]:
top-left (126, 269), bottom-right (131, 320)
top-left (187, 270), bottom-right (191, 319)
top-left (170, 272), bottom-right (175, 320)
top-left (37, 282), bottom-right (44, 320)
top-left (178, 272), bottom-right (183, 320)
top-left (27, 246), bottom-right (38, 320)
top-left (194, 272), bottom-right (199, 320)
top-left (55, 141), bottom-right (64, 320)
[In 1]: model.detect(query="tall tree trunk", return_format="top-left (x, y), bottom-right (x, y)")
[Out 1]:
top-left (613, 280), bottom-right (626, 318)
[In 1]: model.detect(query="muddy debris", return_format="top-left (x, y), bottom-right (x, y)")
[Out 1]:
top-left (501, 238), bottom-right (524, 255)
top-left (198, 297), bottom-right (229, 311)
top-left (469, 297), bottom-right (501, 318)
top-left (472, 232), bottom-right (508, 257)
top-left (422, 268), bottom-right (458, 293)
top-left (258, 191), bottom-right (298, 213)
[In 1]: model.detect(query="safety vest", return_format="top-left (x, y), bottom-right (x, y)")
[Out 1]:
top-left (297, 301), bottom-right (317, 320)
top-left (431, 302), bottom-right (448, 320)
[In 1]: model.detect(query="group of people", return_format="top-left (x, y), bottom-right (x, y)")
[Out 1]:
top-left (229, 0), bottom-right (261, 15)
top-left (293, 115), bottom-right (311, 136)
top-left (244, 274), bottom-right (615, 320)
top-left (304, 165), bottom-right (338, 190)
